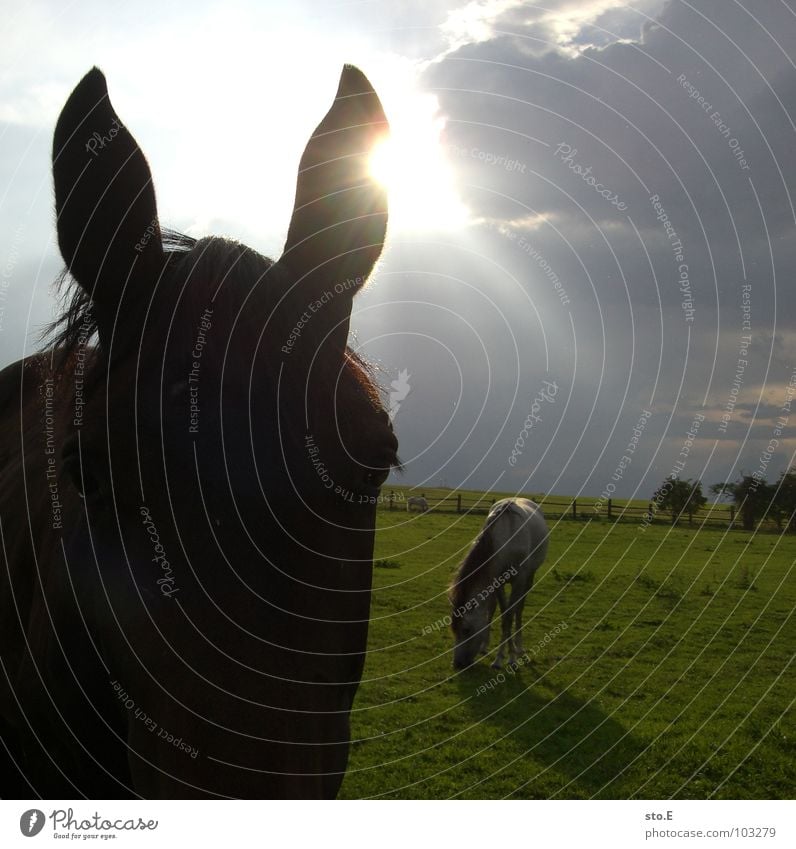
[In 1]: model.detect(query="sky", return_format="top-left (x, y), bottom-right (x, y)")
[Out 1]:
top-left (1, 0), bottom-right (795, 500)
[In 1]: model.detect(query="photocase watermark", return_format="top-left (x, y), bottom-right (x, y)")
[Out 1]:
top-left (423, 612), bottom-right (454, 636)
top-left (422, 564), bottom-right (519, 636)
top-left (718, 283), bottom-right (751, 434)
top-left (643, 481), bottom-right (673, 529)
top-left (134, 217), bottom-right (158, 254)
top-left (649, 193), bottom-right (694, 322)
top-left (188, 307), bottom-right (213, 434)
top-left (72, 309), bottom-right (93, 427)
top-left (306, 432), bottom-right (335, 490)
top-left (594, 409), bottom-right (652, 512)
top-left (111, 679), bottom-right (199, 759)
top-left (282, 276), bottom-right (365, 355)
top-left (474, 621), bottom-right (568, 694)
top-left (139, 506), bottom-right (180, 597)
top-left (677, 73), bottom-right (751, 171)
top-left (646, 827), bottom-right (776, 841)
top-left (553, 143), bottom-right (627, 212)
top-left (85, 117), bottom-right (124, 157)
top-left (387, 369), bottom-right (411, 422)
top-left (750, 364), bottom-right (796, 491)
top-left (28, 807), bottom-right (159, 836)
top-left (742, 280), bottom-right (751, 334)
top-left (19, 809), bottom-right (45, 837)
top-left (41, 377), bottom-right (63, 531)
top-left (508, 380), bottom-right (558, 467)
top-left (676, 411), bottom-right (706, 470)
top-left (501, 227), bottom-right (571, 307)
top-left (304, 433), bottom-right (388, 506)
top-left (640, 410), bottom-right (705, 530)
top-left (677, 263), bottom-right (695, 323)
top-left (448, 143), bottom-right (527, 174)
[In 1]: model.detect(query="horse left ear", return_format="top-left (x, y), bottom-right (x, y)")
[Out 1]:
top-left (53, 68), bottom-right (163, 343)
top-left (278, 65), bottom-right (388, 353)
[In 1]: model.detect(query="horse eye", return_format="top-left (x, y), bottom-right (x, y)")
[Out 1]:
top-left (363, 468), bottom-right (389, 489)
top-left (167, 380), bottom-right (187, 400)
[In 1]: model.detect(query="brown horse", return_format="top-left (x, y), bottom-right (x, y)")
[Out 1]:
top-left (0, 65), bottom-right (398, 798)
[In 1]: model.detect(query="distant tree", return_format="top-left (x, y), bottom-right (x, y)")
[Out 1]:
top-left (770, 468), bottom-right (796, 533)
top-left (710, 474), bottom-right (772, 531)
top-left (652, 476), bottom-right (707, 524)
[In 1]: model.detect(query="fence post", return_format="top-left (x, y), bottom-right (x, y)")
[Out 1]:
top-left (457, 493), bottom-right (462, 514)
top-left (572, 499), bottom-right (577, 520)
top-left (729, 505), bottom-right (735, 527)
top-left (389, 491), bottom-right (394, 511)
top-left (607, 498), bottom-right (612, 520)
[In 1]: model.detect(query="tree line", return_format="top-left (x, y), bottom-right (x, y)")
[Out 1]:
top-left (651, 469), bottom-right (796, 531)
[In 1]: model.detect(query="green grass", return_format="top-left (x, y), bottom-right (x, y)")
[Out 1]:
top-left (338, 507), bottom-right (795, 799)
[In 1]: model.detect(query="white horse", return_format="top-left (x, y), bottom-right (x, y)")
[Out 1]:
top-left (448, 498), bottom-right (549, 669)
top-left (407, 496), bottom-right (429, 512)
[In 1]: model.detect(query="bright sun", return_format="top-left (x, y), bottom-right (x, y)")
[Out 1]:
top-left (368, 93), bottom-right (469, 233)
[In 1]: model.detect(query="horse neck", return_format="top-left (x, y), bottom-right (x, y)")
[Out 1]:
top-left (461, 525), bottom-right (501, 598)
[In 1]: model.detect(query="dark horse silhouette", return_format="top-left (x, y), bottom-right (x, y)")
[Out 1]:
top-left (0, 65), bottom-right (398, 798)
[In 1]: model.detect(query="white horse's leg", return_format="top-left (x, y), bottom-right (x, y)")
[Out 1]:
top-left (491, 587), bottom-right (509, 668)
top-left (514, 572), bottom-right (534, 657)
top-left (513, 596), bottom-right (527, 658)
top-left (481, 586), bottom-right (503, 655)
top-left (506, 591), bottom-right (520, 667)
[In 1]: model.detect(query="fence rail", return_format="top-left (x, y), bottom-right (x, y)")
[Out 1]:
top-left (380, 490), bottom-right (780, 531)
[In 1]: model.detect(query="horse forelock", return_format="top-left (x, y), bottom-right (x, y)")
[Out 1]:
top-left (43, 231), bottom-right (392, 435)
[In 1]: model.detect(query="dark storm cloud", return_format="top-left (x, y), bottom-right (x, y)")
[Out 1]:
top-left (375, 0), bottom-right (796, 497)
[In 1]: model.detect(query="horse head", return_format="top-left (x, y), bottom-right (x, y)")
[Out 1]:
top-left (449, 529), bottom-right (495, 670)
top-left (45, 65), bottom-right (398, 797)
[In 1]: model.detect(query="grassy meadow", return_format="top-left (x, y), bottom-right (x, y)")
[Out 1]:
top-left (338, 496), bottom-right (795, 799)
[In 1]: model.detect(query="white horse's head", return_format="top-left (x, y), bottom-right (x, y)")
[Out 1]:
top-left (448, 526), bottom-right (496, 669)
top-left (450, 600), bottom-right (492, 669)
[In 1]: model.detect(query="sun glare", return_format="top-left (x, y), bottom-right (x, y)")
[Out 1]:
top-left (369, 138), bottom-right (396, 186)
top-left (368, 92), bottom-right (470, 233)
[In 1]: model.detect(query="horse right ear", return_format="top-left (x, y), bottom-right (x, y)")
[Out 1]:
top-left (53, 68), bottom-right (163, 339)
top-left (277, 65), bottom-right (388, 355)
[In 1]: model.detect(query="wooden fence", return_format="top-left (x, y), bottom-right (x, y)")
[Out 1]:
top-left (380, 490), bottom-right (767, 531)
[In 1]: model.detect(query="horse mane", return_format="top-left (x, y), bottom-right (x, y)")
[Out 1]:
top-left (448, 514), bottom-right (497, 611)
top-left (448, 502), bottom-right (517, 611)
top-left (44, 229), bottom-right (197, 369)
top-left (344, 348), bottom-right (384, 410)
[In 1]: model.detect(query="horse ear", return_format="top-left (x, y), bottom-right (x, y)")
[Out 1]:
top-left (53, 68), bottom-right (163, 333)
top-left (278, 65), bottom-right (388, 353)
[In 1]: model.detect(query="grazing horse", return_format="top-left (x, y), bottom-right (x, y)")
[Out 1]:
top-left (0, 65), bottom-right (399, 799)
top-left (449, 498), bottom-right (548, 669)
top-left (407, 496), bottom-right (429, 512)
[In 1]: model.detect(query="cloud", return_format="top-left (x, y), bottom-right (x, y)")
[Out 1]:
top-left (438, 0), bottom-right (665, 58)
top-left (377, 0), bottom-right (796, 495)
top-left (3, 0), bottom-right (795, 499)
